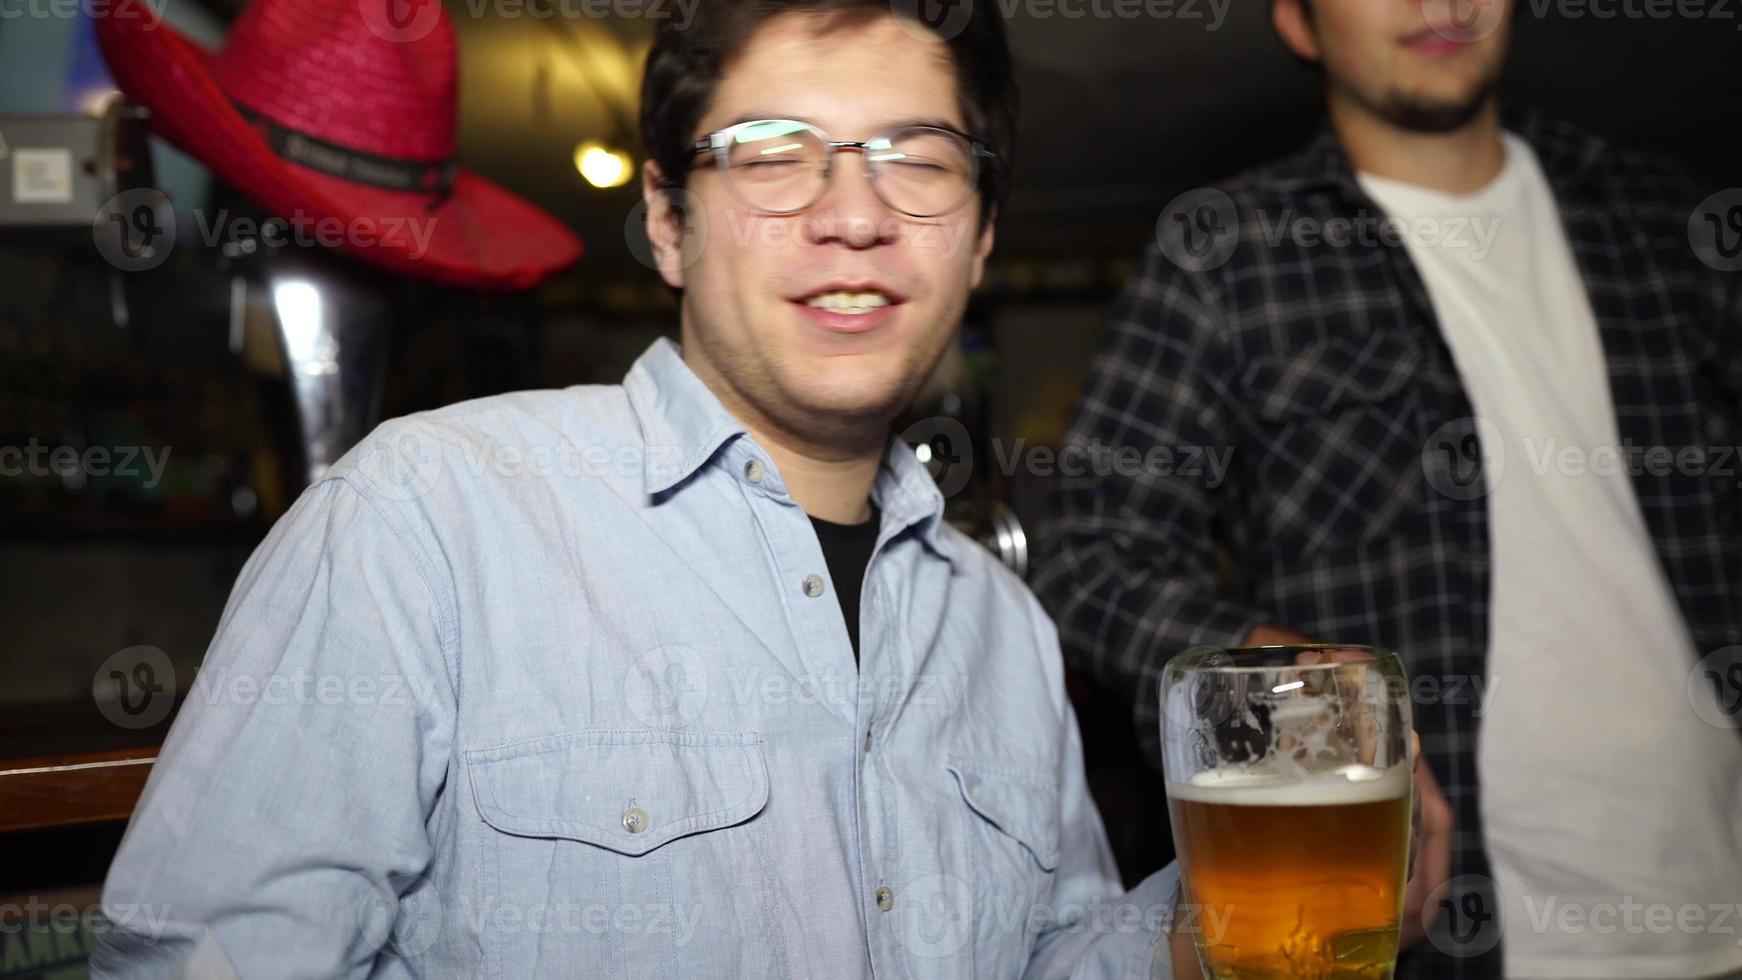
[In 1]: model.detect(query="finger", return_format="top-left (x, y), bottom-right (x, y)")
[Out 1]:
top-left (1411, 731), bottom-right (1421, 772)
top-left (1408, 787), bottom-right (1422, 879)
top-left (1291, 647), bottom-right (1386, 765)
top-left (1401, 753), bottom-right (1456, 949)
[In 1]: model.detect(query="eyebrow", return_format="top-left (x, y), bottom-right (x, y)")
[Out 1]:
top-left (708, 113), bottom-right (968, 136)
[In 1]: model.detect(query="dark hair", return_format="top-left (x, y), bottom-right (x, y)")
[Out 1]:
top-left (640, 1), bottom-right (1019, 228)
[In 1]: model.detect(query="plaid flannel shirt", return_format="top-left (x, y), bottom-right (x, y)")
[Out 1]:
top-left (1033, 109), bottom-right (1742, 978)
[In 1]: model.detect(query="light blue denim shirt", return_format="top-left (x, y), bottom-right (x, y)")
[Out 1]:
top-left (93, 338), bottom-right (1180, 979)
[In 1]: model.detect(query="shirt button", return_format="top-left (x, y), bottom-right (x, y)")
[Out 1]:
top-left (622, 806), bottom-right (649, 834)
top-left (802, 574), bottom-right (825, 598)
top-left (875, 886), bottom-right (894, 911)
top-left (743, 459), bottom-right (766, 484)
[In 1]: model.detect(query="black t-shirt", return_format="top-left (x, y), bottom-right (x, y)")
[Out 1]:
top-left (809, 505), bottom-right (880, 664)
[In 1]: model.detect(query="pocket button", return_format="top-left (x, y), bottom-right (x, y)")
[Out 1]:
top-left (622, 805), bottom-right (650, 834)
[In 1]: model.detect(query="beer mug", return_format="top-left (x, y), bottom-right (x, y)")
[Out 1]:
top-left (1160, 645), bottom-right (1413, 979)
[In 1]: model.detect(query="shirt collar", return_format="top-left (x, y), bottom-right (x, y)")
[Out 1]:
top-left (621, 337), bottom-right (959, 565)
top-left (872, 427), bottom-right (959, 565)
top-left (1269, 106), bottom-right (1603, 199)
top-left (623, 337), bottom-right (749, 495)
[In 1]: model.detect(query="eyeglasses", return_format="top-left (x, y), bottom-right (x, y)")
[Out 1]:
top-left (690, 119), bottom-right (993, 219)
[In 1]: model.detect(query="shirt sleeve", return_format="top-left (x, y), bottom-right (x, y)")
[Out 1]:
top-left (1020, 701), bottom-right (1182, 980)
top-left (1020, 594), bottom-right (1182, 980)
top-left (89, 476), bottom-right (458, 979)
top-left (1032, 242), bottom-right (1270, 768)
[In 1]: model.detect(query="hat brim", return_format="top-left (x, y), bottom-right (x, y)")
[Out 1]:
top-left (95, 12), bottom-right (581, 291)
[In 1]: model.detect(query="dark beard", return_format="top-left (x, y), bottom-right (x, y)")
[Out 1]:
top-left (1375, 77), bottom-right (1497, 133)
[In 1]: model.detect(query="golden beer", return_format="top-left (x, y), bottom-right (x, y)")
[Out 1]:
top-left (1168, 766), bottom-right (1412, 979)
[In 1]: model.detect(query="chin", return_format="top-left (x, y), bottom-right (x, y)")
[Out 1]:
top-left (1379, 82), bottom-right (1494, 133)
top-left (782, 363), bottom-right (914, 420)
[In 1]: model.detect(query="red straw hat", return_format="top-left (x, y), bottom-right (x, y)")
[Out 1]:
top-left (95, 0), bottom-right (582, 290)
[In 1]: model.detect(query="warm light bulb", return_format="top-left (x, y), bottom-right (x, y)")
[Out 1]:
top-left (574, 142), bottom-right (632, 189)
top-left (79, 88), bottom-right (122, 117)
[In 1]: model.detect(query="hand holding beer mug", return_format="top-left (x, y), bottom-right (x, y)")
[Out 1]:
top-left (1161, 645), bottom-right (1414, 978)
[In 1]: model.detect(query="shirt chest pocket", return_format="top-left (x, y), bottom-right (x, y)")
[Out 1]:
top-left (464, 731), bottom-right (790, 979)
top-left (942, 761), bottom-right (1061, 975)
top-left (1239, 332), bottom-right (1430, 559)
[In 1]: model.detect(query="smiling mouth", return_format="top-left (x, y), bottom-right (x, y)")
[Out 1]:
top-left (799, 289), bottom-right (897, 316)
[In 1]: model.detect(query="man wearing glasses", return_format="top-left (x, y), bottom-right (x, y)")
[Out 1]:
top-left (1038, 0), bottom-right (1742, 978)
top-left (94, 2), bottom-right (1204, 976)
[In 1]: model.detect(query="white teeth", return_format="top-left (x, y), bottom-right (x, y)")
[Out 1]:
top-left (803, 290), bottom-right (892, 314)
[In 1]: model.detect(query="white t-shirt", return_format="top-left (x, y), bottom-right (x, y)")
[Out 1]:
top-left (1359, 136), bottom-right (1742, 979)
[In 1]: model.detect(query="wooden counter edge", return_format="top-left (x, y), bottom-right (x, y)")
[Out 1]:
top-left (0, 747), bottom-right (157, 833)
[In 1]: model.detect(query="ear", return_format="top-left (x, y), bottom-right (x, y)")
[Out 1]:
top-left (968, 209), bottom-right (996, 291)
top-left (642, 160), bottom-right (689, 290)
top-left (1272, 0), bottom-right (1322, 62)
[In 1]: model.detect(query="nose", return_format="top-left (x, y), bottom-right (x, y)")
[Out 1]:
top-left (800, 147), bottom-right (899, 250)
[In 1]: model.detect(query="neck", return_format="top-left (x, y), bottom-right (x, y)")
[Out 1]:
top-left (757, 434), bottom-right (883, 525)
top-left (680, 346), bottom-right (884, 526)
top-left (1329, 94), bottom-right (1506, 194)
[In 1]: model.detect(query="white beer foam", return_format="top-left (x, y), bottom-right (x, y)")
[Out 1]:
top-left (1167, 763), bottom-right (1410, 805)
